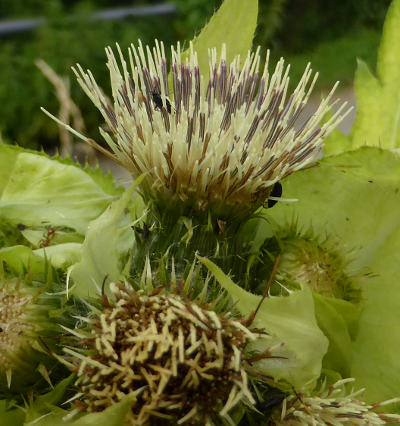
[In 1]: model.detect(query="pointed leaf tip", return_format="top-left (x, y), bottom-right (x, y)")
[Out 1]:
top-left (182, 0), bottom-right (258, 84)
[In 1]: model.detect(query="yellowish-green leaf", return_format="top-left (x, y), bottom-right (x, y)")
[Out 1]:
top-left (70, 179), bottom-right (143, 298)
top-left (25, 393), bottom-right (136, 426)
top-left (323, 128), bottom-right (351, 156)
top-left (0, 152), bottom-right (117, 234)
top-left (198, 255), bottom-right (328, 391)
top-left (180, 0), bottom-right (258, 87)
top-left (265, 147), bottom-right (400, 404)
top-left (351, 0), bottom-right (400, 149)
top-left (34, 243), bottom-right (82, 269)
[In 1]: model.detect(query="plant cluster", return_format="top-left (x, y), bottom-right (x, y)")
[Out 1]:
top-left (0, 0), bottom-right (400, 425)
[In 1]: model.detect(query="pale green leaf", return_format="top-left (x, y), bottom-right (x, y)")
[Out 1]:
top-left (198, 256), bottom-right (329, 391)
top-left (0, 144), bottom-right (122, 198)
top-left (68, 396), bottom-right (135, 426)
top-left (27, 375), bottom-right (75, 416)
top-left (312, 294), bottom-right (354, 377)
top-left (20, 228), bottom-right (83, 248)
top-left (182, 0), bottom-right (257, 82)
top-left (323, 128), bottom-right (351, 156)
top-left (351, 0), bottom-right (400, 149)
top-left (34, 243), bottom-right (82, 269)
top-left (265, 147), bottom-right (400, 403)
top-left (0, 152), bottom-right (118, 234)
top-left (70, 179), bottom-right (143, 298)
top-left (25, 393), bottom-right (137, 426)
top-left (0, 145), bottom-right (19, 196)
top-left (0, 245), bottom-right (47, 276)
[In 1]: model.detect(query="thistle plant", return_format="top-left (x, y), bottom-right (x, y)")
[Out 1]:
top-left (43, 37), bottom-right (349, 280)
top-left (1, 0), bottom-right (400, 424)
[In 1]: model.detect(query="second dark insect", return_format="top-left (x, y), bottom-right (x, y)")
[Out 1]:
top-left (267, 182), bottom-right (283, 208)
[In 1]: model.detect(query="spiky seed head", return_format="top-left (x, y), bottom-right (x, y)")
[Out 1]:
top-left (272, 378), bottom-right (400, 425)
top-left (276, 228), bottom-right (362, 302)
top-left (53, 40), bottom-right (349, 219)
top-left (0, 277), bottom-right (59, 393)
top-left (66, 283), bottom-right (259, 425)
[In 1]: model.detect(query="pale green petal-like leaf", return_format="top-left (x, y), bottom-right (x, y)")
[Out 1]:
top-left (24, 410), bottom-right (67, 426)
top-left (34, 243), bottom-right (82, 269)
top-left (323, 129), bottom-right (351, 156)
top-left (350, 0), bottom-right (400, 149)
top-left (182, 0), bottom-right (257, 81)
top-left (265, 147), bottom-right (400, 403)
top-left (0, 146), bottom-right (19, 196)
top-left (0, 150), bottom-right (119, 234)
top-left (70, 179), bottom-right (143, 298)
top-left (0, 145), bottom-right (121, 199)
top-left (68, 396), bottom-right (135, 426)
top-left (23, 375), bottom-right (75, 425)
top-left (313, 294), bottom-right (356, 377)
top-left (25, 394), bottom-right (136, 426)
top-left (198, 256), bottom-right (328, 391)
top-left (28, 375), bottom-right (75, 416)
top-left (0, 245), bottom-right (46, 275)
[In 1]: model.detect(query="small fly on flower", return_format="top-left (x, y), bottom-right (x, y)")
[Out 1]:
top-left (151, 91), bottom-right (172, 113)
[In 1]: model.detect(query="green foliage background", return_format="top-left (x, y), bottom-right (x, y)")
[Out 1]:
top-left (0, 0), bottom-right (391, 150)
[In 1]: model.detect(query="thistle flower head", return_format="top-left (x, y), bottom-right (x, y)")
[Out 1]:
top-left (272, 378), bottom-right (400, 425)
top-left (0, 278), bottom-right (58, 392)
top-left (276, 228), bottom-right (362, 302)
top-left (66, 283), bottom-right (259, 425)
top-left (64, 41), bottom-right (348, 218)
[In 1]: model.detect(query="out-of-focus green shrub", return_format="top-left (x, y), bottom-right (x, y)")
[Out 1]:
top-left (0, 1), bottom-right (178, 149)
top-left (271, 0), bottom-right (391, 52)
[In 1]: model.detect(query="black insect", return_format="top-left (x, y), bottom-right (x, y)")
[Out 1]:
top-left (151, 91), bottom-right (171, 113)
top-left (133, 223), bottom-right (150, 242)
top-left (237, 393), bottom-right (285, 425)
top-left (255, 394), bottom-right (285, 412)
top-left (267, 181), bottom-right (282, 208)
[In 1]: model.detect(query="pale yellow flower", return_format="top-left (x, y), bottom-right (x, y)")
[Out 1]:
top-left (44, 41), bottom-right (348, 216)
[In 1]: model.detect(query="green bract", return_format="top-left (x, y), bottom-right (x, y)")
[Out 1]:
top-left (198, 256), bottom-right (329, 391)
top-left (180, 0), bottom-right (258, 86)
top-left (70, 178), bottom-right (144, 298)
top-left (265, 147), bottom-right (400, 404)
top-left (0, 276), bottom-right (62, 395)
top-left (0, 146), bottom-right (120, 235)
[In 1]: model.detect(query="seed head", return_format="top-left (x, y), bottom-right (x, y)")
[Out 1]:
top-left (49, 41), bottom-right (349, 217)
top-left (66, 283), bottom-right (259, 425)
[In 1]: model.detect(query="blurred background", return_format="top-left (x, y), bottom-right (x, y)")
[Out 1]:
top-left (0, 0), bottom-right (391, 158)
